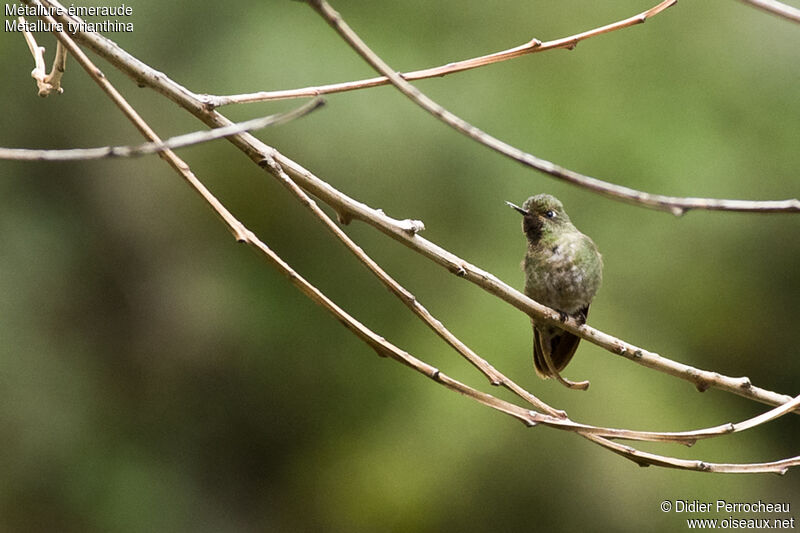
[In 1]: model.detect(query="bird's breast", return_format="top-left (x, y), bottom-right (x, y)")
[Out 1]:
top-left (523, 233), bottom-right (601, 313)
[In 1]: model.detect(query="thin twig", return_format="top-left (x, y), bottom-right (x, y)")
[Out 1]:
top-left (737, 0), bottom-right (800, 23)
top-left (532, 394), bottom-right (800, 445)
top-left (46, 4), bottom-right (800, 416)
top-left (204, 0), bottom-right (677, 107)
top-left (730, 393), bottom-right (800, 432)
top-left (583, 433), bottom-right (799, 474)
top-left (0, 99), bottom-right (324, 161)
top-left (19, 16), bottom-right (64, 96)
top-left (30, 12), bottom-right (244, 243)
top-left (307, 0), bottom-right (800, 216)
top-left (46, 41), bottom-right (67, 92)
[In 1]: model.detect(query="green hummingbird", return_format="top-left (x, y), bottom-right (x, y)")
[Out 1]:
top-left (507, 194), bottom-right (603, 389)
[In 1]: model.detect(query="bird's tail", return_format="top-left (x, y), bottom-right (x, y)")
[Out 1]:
top-left (532, 319), bottom-right (581, 379)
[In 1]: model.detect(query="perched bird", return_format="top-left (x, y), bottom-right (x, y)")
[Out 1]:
top-left (507, 194), bottom-right (602, 389)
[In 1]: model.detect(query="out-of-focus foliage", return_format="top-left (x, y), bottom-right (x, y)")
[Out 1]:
top-left (1, 1), bottom-right (798, 531)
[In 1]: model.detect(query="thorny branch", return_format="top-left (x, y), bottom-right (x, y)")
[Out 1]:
top-left (16, 0), bottom-right (800, 473)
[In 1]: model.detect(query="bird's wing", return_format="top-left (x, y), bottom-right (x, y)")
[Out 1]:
top-left (532, 305), bottom-right (589, 378)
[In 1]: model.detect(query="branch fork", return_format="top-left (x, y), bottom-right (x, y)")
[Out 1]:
top-left (19, 16), bottom-right (67, 96)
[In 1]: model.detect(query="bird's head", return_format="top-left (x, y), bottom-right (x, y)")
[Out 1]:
top-left (506, 194), bottom-right (572, 243)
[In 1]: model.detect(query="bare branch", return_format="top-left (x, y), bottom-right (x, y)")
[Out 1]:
top-left (584, 433), bottom-right (800, 474)
top-left (32, 7), bottom-right (246, 242)
top-left (731, 393), bottom-right (800, 432)
top-left (571, 394), bottom-right (800, 445)
top-left (19, 16), bottom-right (65, 96)
top-left (205, 0), bottom-right (677, 107)
top-left (23, 0), bottom-right (799, 473)
top-left (259, 156), bottom-right (567, 418)
top-left (46, 41), bottom-right (67, 92)
top-left (0, 99), bottom-right (324, 161)
top-left (45, 4), bottom-right (799, 416)
top-left (737, 0), bottom-right (800, 23)
top-left (306, 0), bottom-right (800, 216)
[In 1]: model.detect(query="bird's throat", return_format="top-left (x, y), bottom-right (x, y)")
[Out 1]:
top-left (523, 215), bottom-right (543, 245)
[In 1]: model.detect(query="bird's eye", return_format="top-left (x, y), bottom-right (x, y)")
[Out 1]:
top-left (545, 210), bottom-right (556, 219)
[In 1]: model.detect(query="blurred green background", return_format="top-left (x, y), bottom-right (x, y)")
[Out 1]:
top-left (1, 0), bottom-right (799, 531)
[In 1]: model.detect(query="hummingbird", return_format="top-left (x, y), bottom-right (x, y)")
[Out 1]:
top-left (507, 194), bottom-right (602, 389)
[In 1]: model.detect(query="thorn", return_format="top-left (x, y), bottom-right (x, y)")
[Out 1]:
top-left (196, 93), bottom-right (215, 110)
top-left (336, 211), bottom-right (352, 225)
top-left (688, 369), bottom-right (710, 392)
top-left (401, 218), bottom-right (425, 234)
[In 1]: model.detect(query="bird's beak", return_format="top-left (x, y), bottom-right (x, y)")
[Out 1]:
top-left (505, 201), bottom-right (529, 216)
